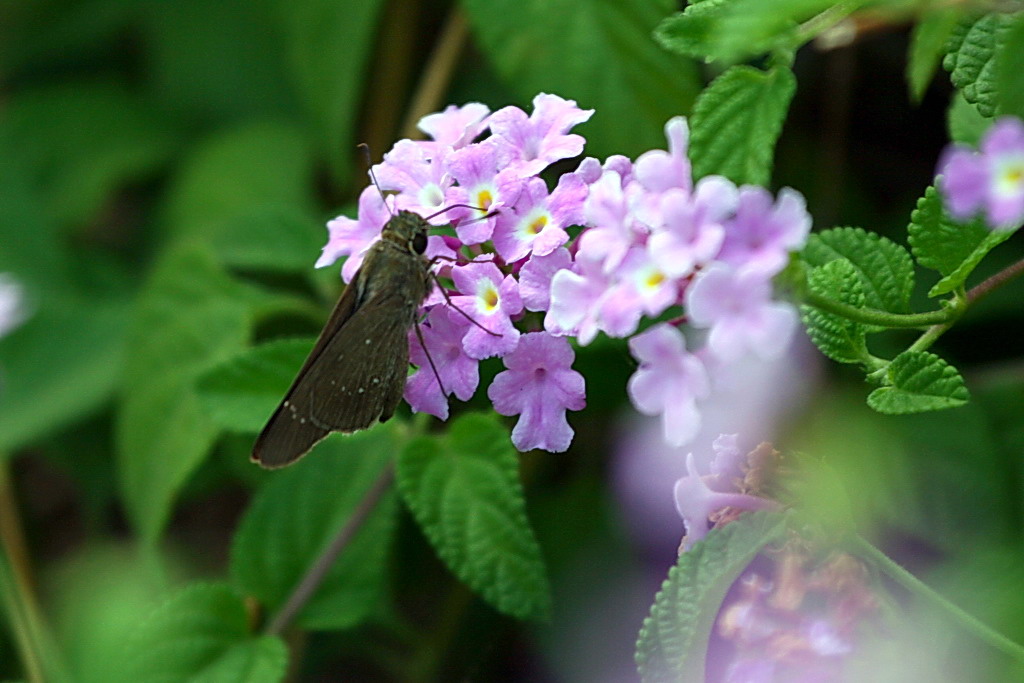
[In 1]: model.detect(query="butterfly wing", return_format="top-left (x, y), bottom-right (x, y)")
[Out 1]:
top-left (252, 243), bottom-right (426, 468)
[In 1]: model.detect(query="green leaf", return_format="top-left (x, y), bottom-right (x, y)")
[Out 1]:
top-left (196, 338), bottom-right (314, 433)
top-left (867, 351), bottom-right (969, 414)
top-left (654, 0), bottom-right (731, 60)
top-left (994, 11), bottom-right (1024, 118)
top-left (800, 259), bottom-right (869, 364)
top-left (163, 120), bottom-right (316, 241)
top-left (947, 91), bottom-right (992, 146)
top-left (706, 0), bottom-right (834, 62)
top-left (0, 299), bottom-right (128, 452)
top-left (121, 583), bottom-right (287, 683)
top-left (397, 413), bottom-right (550, 621)
top-left (117, 245), bottom-right (257, 542)
top-left (211, 203), bottom-right (325, 273)
top-left (907, 7), bottom-right (962, 101)
top-left (802, 227), bottom-right (914, 314)
top-left (230, 426), bottom-right (398, 630)
top-left (689, 65), bottom-right (796, 186)
top-left (943, 12), bottom-right (1015, 118)
top-left (635, 511), bottom-right (788, 682)
top-left (461, 0), bottom-right (701, 162)
top-left (907, 186), bottom-right (1012, 296)
top-left (0, 80), bottom-right (180, 228)
top-left (279, 0), bottom-right (386, 187)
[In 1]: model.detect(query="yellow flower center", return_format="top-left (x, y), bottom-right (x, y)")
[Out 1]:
top-left (476, 189), bottom-right (494, 210)
top-left (645, 271), bottom-right (666, 288)
top-left (482, 286), bottom-right (499, 311)
top-left (528, 215), bottom-right (548, 235)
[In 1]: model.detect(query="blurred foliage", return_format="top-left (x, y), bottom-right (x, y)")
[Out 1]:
top-left (1, 0), bottom-right (1024, 681)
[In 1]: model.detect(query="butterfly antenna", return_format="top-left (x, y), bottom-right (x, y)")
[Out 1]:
top-left (358, 143), bottom-right (395, 216)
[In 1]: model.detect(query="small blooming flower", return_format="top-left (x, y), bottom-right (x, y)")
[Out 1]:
top-left (373, 139), bottom-right (453, 222)
top-left (487, 93), bottom-right (594, 177)
top-left (634, 116), bottom-right (692, 195)
top-left (444, 142), bottom-right (524, 244)
top-left (647, 179), bottom-right (734, 279)
top-left (686, 263), bottom-right (797, 362)
top-left (487, 332), bottom-right (585, 452)
top-left (545, 253), bottom-right (611, 344)
top-left (318, 185), bottom-right (391, 282)
top-left (450, 261), bottom-right (522, 359)
top-left (491, 175), bottom-right (582, 262)
top-left (417, 102), bottom-right (490, 151)
top-left (597, 247), bottom-right (677, 338)
top-left (404, 307), bottom-right (479, 420)
top-left (577, 169), bottom-right (643, 273)
top-left (939, 116), bottom-right (1024, 229)
top-left (519, 247), bottom-right (572, 312)
top-left (674, 452), bottom-right (778, 548)
top-left (627, 324), bottom-right (710, 447)
top-left (717, 186), bottom-right (811, 276)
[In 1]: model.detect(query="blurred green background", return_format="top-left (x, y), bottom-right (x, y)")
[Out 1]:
top-left (2, 0), bottom-right (1024, 681)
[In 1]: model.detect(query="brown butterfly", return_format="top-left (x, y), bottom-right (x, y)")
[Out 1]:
top-left (252, 210), bottom-right (434, 468)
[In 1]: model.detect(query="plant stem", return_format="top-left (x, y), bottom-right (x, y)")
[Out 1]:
top-left (854, 535), bottom-right (1024, 662)
top-left (795, 1), bottom-right (864, 44)
top-left (401, 9), bottom-right (469, 140)
top-left (263, 461), bottom-right (396, 636)
top-left (0, 460), bottom-right (68, 682)
top-left (801, 289), bottom-right (957, 328)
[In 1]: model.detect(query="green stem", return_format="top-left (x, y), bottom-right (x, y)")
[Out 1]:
top-left (854, 536), bottom-right (1024, 662)
top-left (795, 1), bottom-right (865, 43)
top-left (0, 460), bottom-right (69, 683)
top-left (801, 289), bottom-right (958, 328)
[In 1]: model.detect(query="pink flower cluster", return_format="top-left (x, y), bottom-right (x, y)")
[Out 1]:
top-left (316, 95), bottom-right (811, 452)
top-left (939, 116), bottom-right (1024, 230)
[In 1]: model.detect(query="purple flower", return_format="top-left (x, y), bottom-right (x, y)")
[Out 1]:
top-left (519, 247), bottom-right (572, 312)
top-left (627, 324), bottom-right (710, 447)
top-left (708, 433), bottom-right (744, 491)
top-left (491, 175), bottom-right (584, 262)
top-left (372, 139), bottom-right (453, 222)
top-left (686, 263), bottom-right (798, 362)
top-left (647, 179), bottom-right (734, 279)
top-left (577, 170), bottom-right (644, 273)
top-left (488, 93), bottom-right (594, 177)
top-left (939, 116), bottom-right (1024, 229)
top-left (444, 141), bottom-right (524, 244)
top-left (450, 260), bottom-right (522, 359)
top-left (673, 452), bottom-right (778, 548)
top-left (634, 116), bottom-right (692, 195)
top-left (417, 102), bottom-right (490, 150)
top-left (487, 332), bottom-right (585, 452)
top-left (318, 185), bottom-right (391, 282)
top-left (404, 306), bottom-right (479, 420)
top-left (598, 247), bottom-right (678, 338)
top-left (545, 253), bottom-right (611, 344)
top-left (717, 186), bottom-right (811, 276)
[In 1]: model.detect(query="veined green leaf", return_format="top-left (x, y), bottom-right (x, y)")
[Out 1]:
top-left (867, 351), bottom-right (969, 414)
top-left (801, 259), bottom-right (869, 364)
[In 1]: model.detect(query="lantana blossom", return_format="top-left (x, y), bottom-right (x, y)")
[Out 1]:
top-left (317, 185), bottom-right (391, 282)
top-left (404, 306), bottom-right (479, 420)
top-left (487, 93), bottom-right (594, 177)
top-left (487, 332), bottom-right (585, 452)
top-left (938, 116), bottom-right (1024, 229)
top-left (450, 261), bottom-right (522, 359)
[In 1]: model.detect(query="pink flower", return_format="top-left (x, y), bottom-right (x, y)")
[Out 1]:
top-left (417, 102), bottom-right (491, 150)
top-left (577, 170), bottom-right (644, 273)
top-left (488, 93), bottom-right (594, 177)
top-left (647, 179), bottom-right (734, 279)
top-left (317, 185), bottom-right (390, 282)
top-left (444, 141), bottom-right (524, 244)
top-left (545, 253), bottom-right (611, 345)
top-left (519, 247), bottom-right (572, 312)
top-left (487, 332), bottom-right (585, 452)
top-left (491, 175), bottom-right (583, 262)
top-left (450, 260), bottom-right (523, 359)
top-left (939, 116), bottom-right (1024, 229)
top-left (686, 263), bottom-right (798, 362)
top-left (372, 139), bottom-right (453, 222)
top-left (674, 452), bottom-right (778, 548)
top-left (717, 186), bottom-right (812, 276)
top-left (634, 116), bottom-right (692, 195)
top-left (627, 324), bottom-right (710, 447)
top-left (404, 306), bottom-right (479, 420)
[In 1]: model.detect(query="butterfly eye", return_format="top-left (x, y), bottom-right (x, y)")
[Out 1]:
top-left (412, 232), bottom-right (427, 254)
